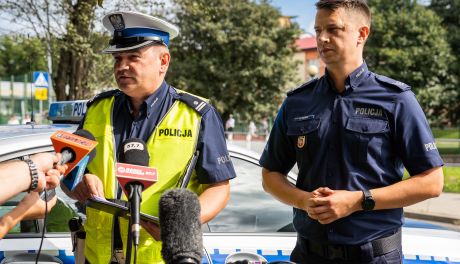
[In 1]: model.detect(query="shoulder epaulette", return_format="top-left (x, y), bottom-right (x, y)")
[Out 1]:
top-left (375, 74), bottom-right (411, 92)
top-left (177, 91), bottom-right (210, 116)
top-left (287, 78), bottom-right (318, 96)
top-left (87, 89), bottom-right (121, 107)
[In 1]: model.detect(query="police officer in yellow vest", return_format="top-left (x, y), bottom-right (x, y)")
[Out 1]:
top-left (66, 11), bottom-right (236, 264)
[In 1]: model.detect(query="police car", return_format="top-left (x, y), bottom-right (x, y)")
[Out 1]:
top-left (0, 101), bottom-right (459, 264)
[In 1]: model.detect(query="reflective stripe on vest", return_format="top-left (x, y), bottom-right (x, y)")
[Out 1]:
top-left (83, 95), bottom-right (203, 264)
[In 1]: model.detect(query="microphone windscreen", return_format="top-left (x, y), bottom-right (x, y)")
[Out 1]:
top-left (160, 188), bottom-right (202, 264)
top-left (73, 129), bottom-right (97, 162)
top-left (120, 138), bottom-right (149, 166)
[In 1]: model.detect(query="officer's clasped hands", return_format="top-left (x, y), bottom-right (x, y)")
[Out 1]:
top-left (307, 187), bottom-right (362, 225)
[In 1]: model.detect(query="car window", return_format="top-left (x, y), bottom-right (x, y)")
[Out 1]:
top-left (207, 157), bottom-right (293, 233)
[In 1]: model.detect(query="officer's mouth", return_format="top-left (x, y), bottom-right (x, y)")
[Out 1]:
top-left (117, 76), bottom-right (136, 82)
top-left (321, 47), bottom-right (334, 54)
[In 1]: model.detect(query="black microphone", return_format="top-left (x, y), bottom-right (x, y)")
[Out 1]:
top-left (160, 188), bottom-right (202, 264)
top-left (119, 138), bottom-right (150, 247)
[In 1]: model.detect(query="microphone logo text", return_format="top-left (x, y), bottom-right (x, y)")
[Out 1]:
top-left (124, 142), bottom-right (144, 153)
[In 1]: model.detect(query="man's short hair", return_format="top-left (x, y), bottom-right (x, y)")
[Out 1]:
top-left (315, 0), bottom-right (371, 25)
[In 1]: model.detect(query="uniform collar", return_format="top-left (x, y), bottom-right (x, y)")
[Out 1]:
top-left (125, 80), bottom-right (168, 118)
top-left (324, 62), bottom-right (369, 93)
top-left (345, 62), bottom-right (369, 90)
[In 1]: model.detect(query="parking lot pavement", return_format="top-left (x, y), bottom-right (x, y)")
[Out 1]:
top-left (404, 192), bottom-right (460, 225)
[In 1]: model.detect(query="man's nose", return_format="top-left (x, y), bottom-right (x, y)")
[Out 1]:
top-left (115, 59), bottom-right (130, 72)
top-left (317, 31), bottom-right (329, 43)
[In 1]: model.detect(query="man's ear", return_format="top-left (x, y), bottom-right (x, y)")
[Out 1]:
top-left (358, 25), bottom-right (370, 45)
top-left (159, 51), bottom-right (171, 73)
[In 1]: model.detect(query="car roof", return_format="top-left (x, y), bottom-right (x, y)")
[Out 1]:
top-left (0, 123), bottom-right (77, 162)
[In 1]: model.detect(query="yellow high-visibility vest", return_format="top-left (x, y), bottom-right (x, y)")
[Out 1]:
top-left (83, 90), bottom-right (206, 264)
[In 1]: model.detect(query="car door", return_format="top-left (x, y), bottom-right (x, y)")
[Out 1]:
top-left (203, 148), bottom-right (297, 264)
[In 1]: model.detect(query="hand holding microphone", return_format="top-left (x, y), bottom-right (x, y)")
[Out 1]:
top-left (49, 129), bottom-right (99, 202)
top-left (29, 152), bottom-right (68, 192)
top-left (50, 129), bottom-right (98, 176)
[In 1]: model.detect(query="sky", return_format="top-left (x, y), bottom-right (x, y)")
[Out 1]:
top-left (0, 1), bottom-right (319, 36)
top-left (271, 0), bottom-right (317, 35)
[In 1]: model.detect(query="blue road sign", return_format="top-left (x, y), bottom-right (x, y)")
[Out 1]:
top-left (33, 71), bottom-right (49, 88)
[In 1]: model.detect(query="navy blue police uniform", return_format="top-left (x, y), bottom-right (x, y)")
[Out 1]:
top-left (260, 62), bottom-right (443, 263)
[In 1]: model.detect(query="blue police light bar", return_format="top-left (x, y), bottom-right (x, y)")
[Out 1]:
top-left (48, 100), bottom-right (88, 123)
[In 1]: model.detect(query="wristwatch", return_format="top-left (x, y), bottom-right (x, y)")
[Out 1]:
top-left (361, 190), bottom-right (375, 211)
top-left (24, 158), bottom-right (39, 192)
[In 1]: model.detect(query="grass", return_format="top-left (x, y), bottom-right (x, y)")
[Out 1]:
top-left (432, 128), bottom-right (460, 154)
top-left (443, 167), bottom-right (460, 193)
top-left (403, 167), bottom-right (460, 193)
top-left (432, 128), bottom-right (460, 139)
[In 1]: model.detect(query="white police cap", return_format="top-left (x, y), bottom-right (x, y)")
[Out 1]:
top-left (102, 11), bottom-right (179, 53)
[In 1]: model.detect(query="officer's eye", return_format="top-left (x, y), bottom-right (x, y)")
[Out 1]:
top-left (130, 54), bottom-right (141, 61)
top-left (327, 26), bottom-right (343, 34)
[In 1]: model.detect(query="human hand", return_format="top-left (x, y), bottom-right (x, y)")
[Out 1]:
top-left (70, 173), bottom-right (104, 203)
top-left (307, 189), bottom-right (362, 224)
top-left (19, 192), bottom-right (57, 220)
top-left (30, 153), bottom-right (67, 191)
top-left (297, 187), bottom-right (334, 212)
top-left (140, 220), bottom-right (161, 241)
top-left (311, 187), bottom-right (334, 198)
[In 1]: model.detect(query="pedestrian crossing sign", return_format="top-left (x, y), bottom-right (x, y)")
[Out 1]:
top-left (33, 71), bottom-right (49, 88)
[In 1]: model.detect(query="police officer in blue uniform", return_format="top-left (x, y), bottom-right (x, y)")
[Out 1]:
top-left (66, 11), bottom-right (236, 263)
top-left (260, 1), bottom-right (444, 263)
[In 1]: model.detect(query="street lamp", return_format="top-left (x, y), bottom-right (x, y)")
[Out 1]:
top-left (307, 64), bottom-right (319, 80)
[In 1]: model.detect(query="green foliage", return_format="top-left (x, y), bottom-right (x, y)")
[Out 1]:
top-left (429, 0), bottom-right (460, 126)
top-left (0, 36), bottom-right (47, 77)
top-left (366, 0), bottom-right (458, 126)
top-left (167, 0), bottom-right (301, 119)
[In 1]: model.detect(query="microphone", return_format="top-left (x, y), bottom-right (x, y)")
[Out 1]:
top-left (61, 130), bottom-right (97, 191)
top-left (159, 188), bottom-right (202, 264)
top-left (117, 138), bottom-right (157, 246)
top-left (50, 129), bottom-right (98, 176)
top-left (43, 129), bottom-right (97, 201)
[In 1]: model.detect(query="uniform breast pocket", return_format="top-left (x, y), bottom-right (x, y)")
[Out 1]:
top-left (344, 117), bottom-right (390, 165)
top-left (287, 118), bottom-right (321, 166)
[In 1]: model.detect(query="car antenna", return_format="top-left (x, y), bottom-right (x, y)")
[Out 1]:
top-left (27, 34), bottom-right (36, 127)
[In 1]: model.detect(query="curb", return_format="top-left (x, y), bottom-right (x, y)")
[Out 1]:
top-left (404, 211), bottom-right (460, 225)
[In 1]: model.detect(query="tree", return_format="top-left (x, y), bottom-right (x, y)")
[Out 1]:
top-left (429, 0), bottom-right (460, 125)
top-left (53, 0), bottom-right (101, 100)
top-left (0, 36), bottom-right (47, 79)
top-left (0, 0), bottom-right (175, 101)
top-left (167, 0), bottom-right (301, 120)
top-left (366, 0), bottom-right (457, 126)
top-left (0, 0), bottom-right (102, 100)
